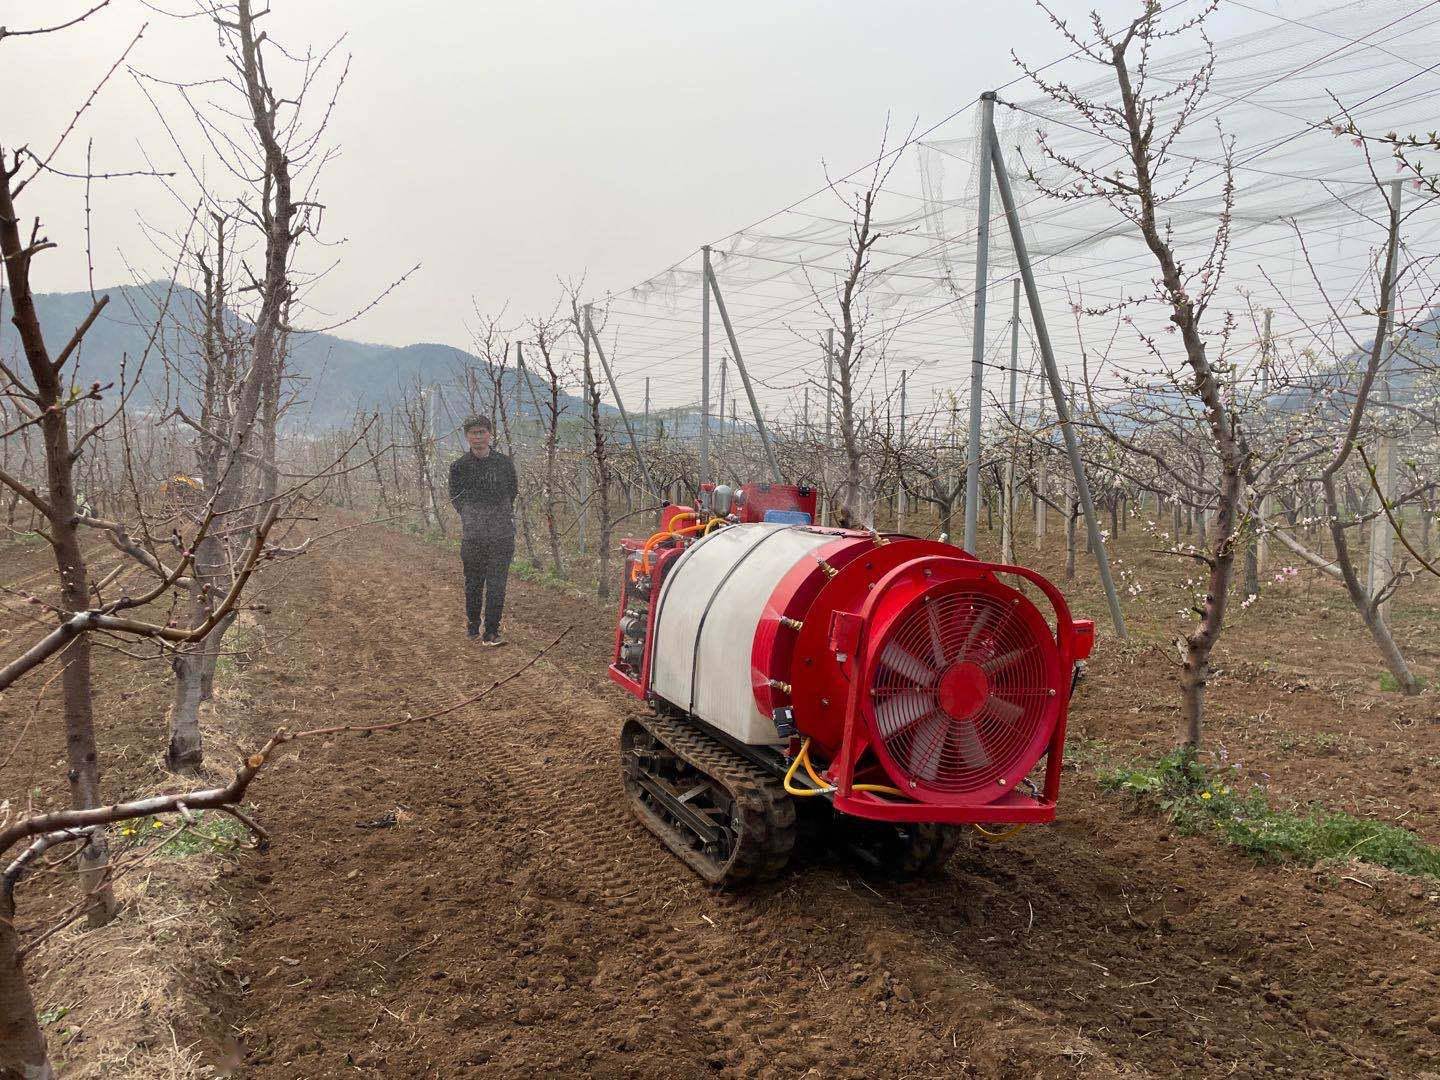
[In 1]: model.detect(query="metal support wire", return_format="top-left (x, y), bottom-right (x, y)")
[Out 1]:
top-left (986, 99), bottom-right (1128, 640)
top-left (704, 259), bottom-right (783, 484)
top-left (700, 246), bottom-right (713, 497)
top-left (584, 304), bottom-right (656, 498)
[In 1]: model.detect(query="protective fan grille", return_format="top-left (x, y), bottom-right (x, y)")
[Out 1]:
top-left (869, 589), bottom-right (1053, 795)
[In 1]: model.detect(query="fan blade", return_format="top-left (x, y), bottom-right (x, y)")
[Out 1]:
top-left (958, 604), bottom-right (993, 659)
top-left (981, 644), bottom-right (1035, 676)
top-left (953, 722), bottom-right (991, 769)
top-left (899, 713), bottom-right (948, 782)
top-left (925, 602), bottom-right (948, 668)
top-left (960, 602), bottom-right (1016, 661)
top-left (873, 692), bottom-right (938, 736)
top-left (879, 642), bottom-right (937, 686)
top-left (983, 695), bottom-right (1026, 725)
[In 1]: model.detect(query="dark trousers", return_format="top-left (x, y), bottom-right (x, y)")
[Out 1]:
top-left (460, 534), bottom-right (514, 636)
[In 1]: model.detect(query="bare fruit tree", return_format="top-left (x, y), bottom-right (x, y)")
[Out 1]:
top-left (0, 2), bottom-right (155, 931)
top-left (809, 125), bottom-right (910, 530)
top-left (525, 308), bottom-right (571, 577)
top-left (1258, 173), bottom-right (1439, 692)
top-left (1019, 2), bottom-right (1246, 747)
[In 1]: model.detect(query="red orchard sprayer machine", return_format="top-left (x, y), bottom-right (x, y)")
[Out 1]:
top-left (609, 482), bottom-right (1094, 886)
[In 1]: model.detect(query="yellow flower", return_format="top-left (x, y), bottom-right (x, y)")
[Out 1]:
top-left (1200, 791), bottom-right (1213, 801)
top-left (152, 820), bottom-right (165, 828)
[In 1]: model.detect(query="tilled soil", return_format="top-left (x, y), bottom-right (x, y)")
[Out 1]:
top-left (218, 526), bottom-right (1440, 1078)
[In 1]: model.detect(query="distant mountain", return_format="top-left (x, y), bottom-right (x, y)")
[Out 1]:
top-left (0, 283), bottom-right (613, 431)
top-left (1265, 307), bottom-right (1439, 416)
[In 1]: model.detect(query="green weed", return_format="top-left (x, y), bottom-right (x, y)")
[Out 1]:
top-left (1379, 671), bottom-right (1430, 693)
top-left (114, 811), bottom-right (249, 856)
top-left (1101, 747), bottom-right (1440, 878)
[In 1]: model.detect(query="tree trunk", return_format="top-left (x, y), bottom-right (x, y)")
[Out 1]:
top-left (168, 648), bottom-right (205, 773)
top-left (0, 172), bottom-right (118, 927)
top-left (192, 518), bottom-right (236, 700)
top-left (1243, 543), bottom-right (1260, 601)
top-left (1323, 474), bottom-right (1418, 693)
top-left (1034, 465), bottom-right (1047, 546)
top-left (1180, 465), bottom-right (1245, 746)
top-left (0, 888), bottom-right (53, 1080)
top-left (1065, 504), bottom-right (1078, 581)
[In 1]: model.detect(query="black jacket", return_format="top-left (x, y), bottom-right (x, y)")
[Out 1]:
top-left (448, 451), bottom-right (518, 541)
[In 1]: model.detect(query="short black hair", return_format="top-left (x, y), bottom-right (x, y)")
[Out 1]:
top-left (463, 415), bottom-right (494, 434)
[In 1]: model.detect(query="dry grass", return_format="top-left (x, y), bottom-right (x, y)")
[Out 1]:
top-left (27, 631), bottom-right (265, 1080)
top-left (34, 855), bottom-right (237, 1079)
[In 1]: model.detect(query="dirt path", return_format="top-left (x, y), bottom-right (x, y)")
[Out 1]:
top-left (219, 526), bottom-right (1440, 1078)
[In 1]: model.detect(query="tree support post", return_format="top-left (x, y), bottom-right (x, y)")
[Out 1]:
top-left (822, 328), bottom-right (835, 526)
top-left (897, 369), bottom-right (908, 531)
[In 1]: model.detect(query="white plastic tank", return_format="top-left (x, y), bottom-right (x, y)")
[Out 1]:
top-left (650, 523), bottom-right (833, 745)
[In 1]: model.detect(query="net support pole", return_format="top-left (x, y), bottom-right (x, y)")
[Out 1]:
top-left (584, 303), bottom-right (656, 498)
top-left (965, 92), bottom-right (996, 552)
top-left (897, 369), bottom-right (908, 530)
top-left (986, 102), bottom-right (1128, 640)
top-left (822, 328), bottom-right (835, 525)
top-left (1256, 309), bottom-right (1272, 574)
top-left (700, 246), bottom-right (713, 499)
top-left (718, 355), bottom-right (728, 447)
top-left (704, 259), bottom-right (783, 484)
top-left (1002, 278), bottom-right (1020, 563)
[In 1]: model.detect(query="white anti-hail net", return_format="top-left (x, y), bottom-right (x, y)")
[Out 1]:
top-left (589, 0), bottom-right (1440, 452)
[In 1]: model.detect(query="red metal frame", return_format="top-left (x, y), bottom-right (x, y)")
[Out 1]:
top-left (735, 483), bottom-right (817, 524)
top-left (607, 539), bottom-right (686, 700)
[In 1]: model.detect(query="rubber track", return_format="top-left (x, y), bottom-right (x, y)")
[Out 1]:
top-left (623, 712), bottom-right (797, 886)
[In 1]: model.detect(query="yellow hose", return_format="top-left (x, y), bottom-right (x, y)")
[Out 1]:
top-left (783, 741), bottom-right (829, 796)
top-left (785, 738), bottom-right (907, 798)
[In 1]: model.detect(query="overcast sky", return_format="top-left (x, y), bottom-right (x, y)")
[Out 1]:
top-left (8, 0), bottom-right (1280, 351)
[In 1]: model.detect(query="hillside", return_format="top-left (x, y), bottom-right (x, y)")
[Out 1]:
top-left (0, 284), bottom-right (610, 430)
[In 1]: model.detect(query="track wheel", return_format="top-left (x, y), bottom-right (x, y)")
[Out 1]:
top-left (621, 714), bottom-right (795, 887)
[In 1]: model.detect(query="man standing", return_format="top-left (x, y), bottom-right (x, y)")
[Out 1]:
top-left (448, 416), bottom-right (518, 645)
